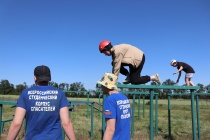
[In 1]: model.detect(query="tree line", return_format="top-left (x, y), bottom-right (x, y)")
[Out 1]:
top-left (0, 79), bottom-right (210, 99)
top-left (0, 79), bottom-right (92, 98)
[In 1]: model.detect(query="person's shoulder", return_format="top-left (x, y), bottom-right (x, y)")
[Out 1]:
top-left (109, 93), bottom-right (125, 99)
top-left (23, 86), bottom-right (36, 92)
top-left (20, 86), bottom-right (37, 95)
top-left (31, 86), bottom-right (62, 92)
top-left (114, 44), bottom-right (132, 47)
top-left (113, 44), bottom-right (134, 52)
top-left (179, 62), bottom-right (188, 65)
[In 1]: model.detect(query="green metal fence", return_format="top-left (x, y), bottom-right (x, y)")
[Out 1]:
top-left (167, 92), bottom-right (210, 140)
top-left (97, 84), bottom-right (200, 140)
top-left (0, 101), bottom-right (16, 134)
top-left (1, 85), bottom-right (208, 139)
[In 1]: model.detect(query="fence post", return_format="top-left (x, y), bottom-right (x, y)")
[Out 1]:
top-left (90, 102), bottom-right (95, 138)
top-left (149, 89), bottom-right (154, 140)
top-left (196, 95), bottom-right (200, 139)
top-left (138, 95), bottom-right (140, 119)
top-left (86, 92), bottom-right (90, 118)
top-left (143, 95), bottom-right (145, 117)
top-left (0, 104), bottom-right (2, 134)
top-left (98, 92), bottom-right (101, 117)
top-left (155, 94), bottom-right (158, 136)
top-left (190, 92), bottom-right (196, 140)
top-left (131, 94), bottom-right (135, 136)
top-left (168, 94), bottom-right (171, 138)
top-left (101, 94), bottom-right (106, 138)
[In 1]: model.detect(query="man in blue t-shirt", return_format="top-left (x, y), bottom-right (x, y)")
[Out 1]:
top-left (98, 73), bottom-right (131, 140)
top-left (7, 65), bottom-right (76, 140)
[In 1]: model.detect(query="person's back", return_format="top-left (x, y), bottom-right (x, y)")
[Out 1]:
top-left (17, 85), bottom-right (69, 139)
top-left (112, 44), bottom-right (144, 74)
top-left (104, 93), bottom-right (131, 140)
top-left (7, 65), bottom-right (76, 140)
top-left (177, 62), bottom-right (195, 73)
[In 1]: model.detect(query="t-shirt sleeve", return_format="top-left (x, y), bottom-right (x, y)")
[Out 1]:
top-left (103, 98), bottom-right (116, 119)
top-left (16, 90), bottom-right (26, 109)
top-left (59, 91), bottom-right (70, 109)
top-left (112, 53), bottom-right (123, 77)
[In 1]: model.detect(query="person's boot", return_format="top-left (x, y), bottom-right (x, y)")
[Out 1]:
top-left (123, 74), bottom-right (130, 84)
top-left (151, 73), bottom-right (161, 85)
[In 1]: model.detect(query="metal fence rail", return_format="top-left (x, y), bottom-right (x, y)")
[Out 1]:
top-left (96, 83), bottom-right (200, 140)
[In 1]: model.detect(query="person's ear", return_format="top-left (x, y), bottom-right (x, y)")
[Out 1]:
top-left (34, 76), bottom-right (37, 82)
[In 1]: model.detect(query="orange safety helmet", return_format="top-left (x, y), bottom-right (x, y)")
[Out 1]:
top-left (99, 40), bottom-right (111, 53)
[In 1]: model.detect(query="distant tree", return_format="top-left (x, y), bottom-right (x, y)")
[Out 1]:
top-left (65, 83), bottom-right (69, 90)
top-left (16, 84), bottom-right (25, 94)
top-left (59, 83), bottom-right (66, 90)
top-left (49, 81), bottom-right (59, 88)
top-left (70, 82), bottom-right (86, 91)
top-left (196, 83), bottom-right (205, 93)
top-left (23, 82), bottom-right (27, 88)
top-left (31, 84), bottom-right (36, 87)
top-left (0, 79), bottom-right (14, 94)
top-left (162, 79), bottom-right (175, 94)
top-left (91, 90), bottom-right (102, 98)
top-left (69, 82), bottom-right (86, 97)
top-left (205, 84), bottom-right (210, 93)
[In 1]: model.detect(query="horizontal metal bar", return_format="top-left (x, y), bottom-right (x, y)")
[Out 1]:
top-left (120, 91), bottom-right (158, 95)
top-left (168, 93), bottom-right (210, 96)
top-left (0, 101), bottom-right (16, 105)
top-left (96, 84), bottom-right (200, 90)
top-left (64, 90), bottom-right (90, 93)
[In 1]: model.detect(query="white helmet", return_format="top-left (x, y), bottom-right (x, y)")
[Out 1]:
top-left (170, 59), bottom-right (177, 66)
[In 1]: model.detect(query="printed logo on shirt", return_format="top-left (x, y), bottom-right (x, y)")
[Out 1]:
top-left (104, 110), bottom-right (112, 115)
top-left (28, 90), bottom-right (58, 112)
top-left (117, 99), bottom-right (131, 119)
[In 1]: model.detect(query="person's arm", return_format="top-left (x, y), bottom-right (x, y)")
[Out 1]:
top-left (103, 118), bottom-right (116, 140)
top-left (173, 66), bottom-right (183, 75)
top-left (112, 54), bottom-right (123, 76)
top-left (173, 66), bottom-right (183, 83)
top-left (7, 107), bottom-right (26, 140)
top-left (176, 71), bottom-right (181, 83)
top-left (60, 106), bottom-right (76, 140)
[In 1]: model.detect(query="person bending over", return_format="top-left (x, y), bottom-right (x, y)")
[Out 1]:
top-left (99, 40), bottom-right (161, 85)
top-left (171, 59), bottom-right (195, 86)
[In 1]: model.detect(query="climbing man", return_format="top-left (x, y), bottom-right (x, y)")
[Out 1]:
top-left (99, 40), bottom-right (161, 85)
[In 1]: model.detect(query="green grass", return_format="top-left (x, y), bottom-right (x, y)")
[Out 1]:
top-left (0, 95), bottom-right (210, 140)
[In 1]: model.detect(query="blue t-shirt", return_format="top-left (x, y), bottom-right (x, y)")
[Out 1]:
top-left (16, 85), bottom-right (70, 140)
top-left (103, 93), bottom-right (131, 140)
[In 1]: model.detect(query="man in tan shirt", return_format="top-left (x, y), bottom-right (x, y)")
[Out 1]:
top-left (99, 40), bottom-right (161, 85)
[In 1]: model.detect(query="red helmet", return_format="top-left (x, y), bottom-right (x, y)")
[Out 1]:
top-left (99, 40), bottom-right (111, 53)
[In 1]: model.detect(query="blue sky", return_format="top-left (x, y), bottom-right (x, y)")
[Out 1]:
top-left (0, 0), bottom-right (210, 90)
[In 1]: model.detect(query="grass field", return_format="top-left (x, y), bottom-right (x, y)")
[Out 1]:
top-left (0, 95), bottom-right (210, 140)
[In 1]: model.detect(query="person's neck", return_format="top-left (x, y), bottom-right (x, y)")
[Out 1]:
top-left (109, 90), bottom-right (119, 95)
top-left (110, 48), bottom-right (114, 53)
top-left (36, 81), bottom-right (49, 86)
